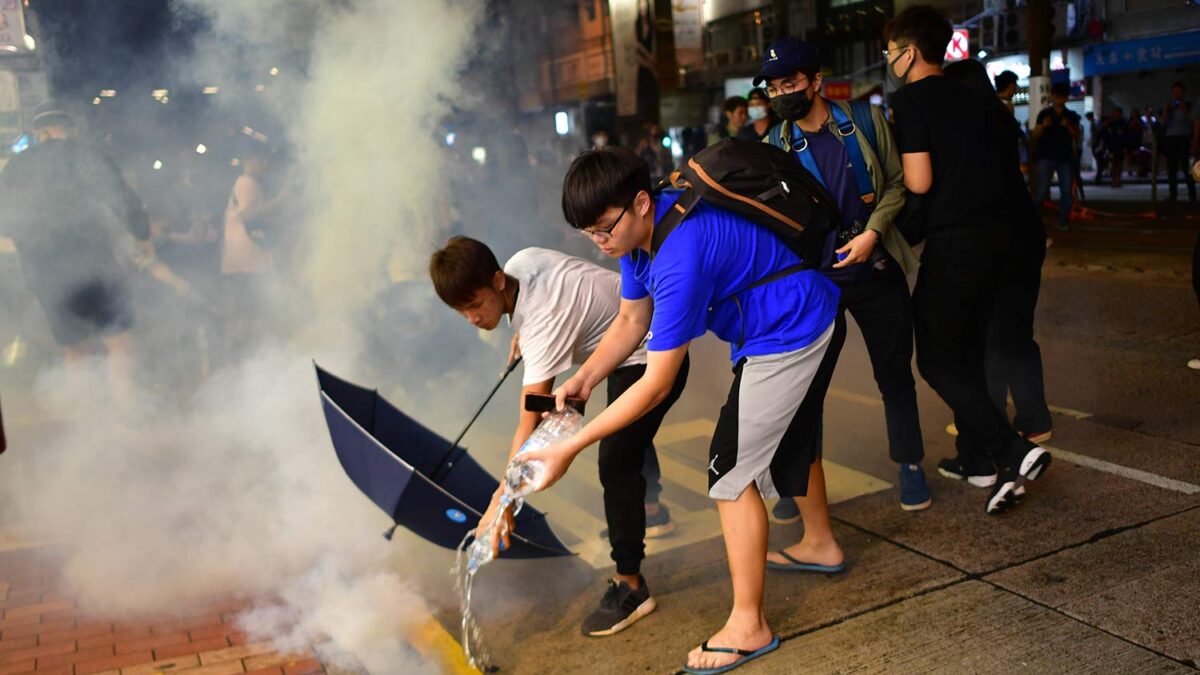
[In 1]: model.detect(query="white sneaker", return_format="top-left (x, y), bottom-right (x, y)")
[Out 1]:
top-left (1188, 359), bottom-right (1200, 370)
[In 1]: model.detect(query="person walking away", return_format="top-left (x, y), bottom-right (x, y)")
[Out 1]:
top-left (995, 71), bottom-right (1029, 175)
top-left (429, 237), bottom-right (686, 636)
top-left (885, 6), bottom-right (1052, 514)
top-left (0, 101), bottom-right (189, 408)
top-left (757, 37), bottom-right (929, 515)
top-left (1030, 82), bottom-right (1081, 231)
top-left (945, 59), bottom-right (1053, 445)
top-left (736, 88), bottom-right (780, 142)
top-left (219, 144), bottom-right (285, 359)
top-left (1161, 82), bottom-right (1197, 203)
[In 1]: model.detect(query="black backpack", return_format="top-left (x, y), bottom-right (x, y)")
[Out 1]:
top-left (651, 138), bottom-right (840, 269)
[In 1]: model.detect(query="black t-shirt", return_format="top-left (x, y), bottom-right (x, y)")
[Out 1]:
top-left (891, 76), bottom-right (1004, 233)
top-left (0, 139), bottom-right (150, 294)
top-left (1035, 106), bottom-right (1081, 162)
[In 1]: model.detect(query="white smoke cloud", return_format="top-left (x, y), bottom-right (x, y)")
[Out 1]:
top-left (3, 0), bottom-right (494, 672)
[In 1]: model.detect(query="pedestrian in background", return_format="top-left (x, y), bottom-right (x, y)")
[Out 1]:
top-left (736, 88), bottom-right (778, 142)
top-left (1162, 82), bottom-right (1197, 203)
top-left (1031, 82), bottom-right (1081, 232)
top-left (1099, 107), bottom-right (1129, 188)
top-left (709, 96), bottom-right (748, 146)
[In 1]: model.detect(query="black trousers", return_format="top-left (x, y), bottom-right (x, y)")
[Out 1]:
top-left (835, 264), bottom-right (924, 464)
top-left (985, 227), bottom-right (1052, 435)
top-left (1162, 136), bottom-right (1197, 201)
top-left (598, 354), bottom-right (689, 575)
top-left (913, 229), bottom-right (1022, 467)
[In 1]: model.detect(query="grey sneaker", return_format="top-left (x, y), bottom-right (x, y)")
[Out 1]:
top-left (580, 576), bottom-right (656, 637)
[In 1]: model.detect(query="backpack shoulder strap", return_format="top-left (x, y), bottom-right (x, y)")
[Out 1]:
top-left (650, 188), bottom-right (702, 257)
top-left (828, 102), bottom-right (876, 205)
top-left (847, 100), bottom-right (879, 155)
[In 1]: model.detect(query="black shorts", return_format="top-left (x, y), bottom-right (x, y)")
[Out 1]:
top-left (36, 278), bottom-right (134, 347)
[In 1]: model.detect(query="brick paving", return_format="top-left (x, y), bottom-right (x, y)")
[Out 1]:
top-left (0, 548), bottom-right (329, 675)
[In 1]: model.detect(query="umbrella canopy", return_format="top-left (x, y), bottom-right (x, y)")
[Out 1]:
top-left (315, 364), bottom-right (572, 558)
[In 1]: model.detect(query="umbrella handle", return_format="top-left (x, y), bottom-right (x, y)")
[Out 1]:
top-left (431, 355), bottom-right (523, 480)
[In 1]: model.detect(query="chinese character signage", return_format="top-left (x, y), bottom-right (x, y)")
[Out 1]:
top-left (823, 80), bottom-right (852, 100)
top-left (1084, 30), bottom-right (1200, 76)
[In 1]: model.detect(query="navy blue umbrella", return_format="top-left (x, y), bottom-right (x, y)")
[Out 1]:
top-left (315, 364), bottom-right (572, 558)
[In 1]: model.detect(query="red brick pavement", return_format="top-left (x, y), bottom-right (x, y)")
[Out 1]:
top-left (0, 549), bottom-right (331, 675)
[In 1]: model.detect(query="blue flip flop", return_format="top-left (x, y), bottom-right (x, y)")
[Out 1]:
top-left (766, 550), bottom-right (846, 574)
top-left (683, 636), bottom-right (781, 675)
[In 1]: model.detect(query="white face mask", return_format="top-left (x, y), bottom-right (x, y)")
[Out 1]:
top-left (592, 135), bottom-right (608, 148)
top-left (748, 105), bottom-right (768, 121)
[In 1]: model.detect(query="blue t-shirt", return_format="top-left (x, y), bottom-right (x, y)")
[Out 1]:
top-left (619, 191), bottom-right (840, 363)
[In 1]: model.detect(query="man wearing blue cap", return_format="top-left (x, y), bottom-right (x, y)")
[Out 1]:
top-left (756, 38), bottom-right (931, 522)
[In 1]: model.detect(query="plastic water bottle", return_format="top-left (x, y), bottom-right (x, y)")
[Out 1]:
top-left (463, 407), bottom-right (583, 574)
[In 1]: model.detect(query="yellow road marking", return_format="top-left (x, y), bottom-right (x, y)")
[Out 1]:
top-left (1048, 404), bottom-right (1093, 420)
top-left (407, 616), bottom-right (481, 674)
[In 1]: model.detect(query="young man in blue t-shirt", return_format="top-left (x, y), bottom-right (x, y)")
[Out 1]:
top-left (520, 147), bottom-right (845, 674)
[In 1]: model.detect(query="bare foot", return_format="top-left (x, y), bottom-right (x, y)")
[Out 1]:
top-left (765, 537), bottom-right (843, 568)
top-left (685, 617), bottom-right (774, 671)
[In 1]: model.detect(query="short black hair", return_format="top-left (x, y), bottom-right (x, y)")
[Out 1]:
top-left (746, 88), bottom-right (769, 105)
top-left (429, 236), bottom-right (501, 308)
top-left (885, 5), bottom-right (953, 67)
top-left (1171, 81), bottom-right (1185, 90)
top-left (995, 70), bottom-right (1018, 91)
top-left (944, 59), bottom-right (995, 98)
top-left (723, 96), bottom-right (748, 114)
top-left (1051, 82), bottom-right (1070, 97)
top-left (561, 147), bottom-right (650, 230)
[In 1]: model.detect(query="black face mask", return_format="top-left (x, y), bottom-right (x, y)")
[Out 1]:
top-left (771, 89), bottom-right (814, 122)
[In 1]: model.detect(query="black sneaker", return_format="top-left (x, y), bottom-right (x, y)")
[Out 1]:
top-left (987, 445), bottom-right (1051, 515)
top-left (936, 457), bottom-right (998, 488)
top-left (644, 503), bottom-right (676, 538)
top-left (580, 576), bottom-right (656, 637)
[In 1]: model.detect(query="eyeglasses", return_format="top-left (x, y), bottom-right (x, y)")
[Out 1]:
top-left (581, 201), bottom-right (631, 242)
top-left (882, 44), bottom-right (910, 61)
top-left (765, 75), bottom-right (809, 99)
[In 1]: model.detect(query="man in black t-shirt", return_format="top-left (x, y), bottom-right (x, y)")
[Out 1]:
top-left (1031, 83), bottom-right (1082, 230)
top-left (884, 6), bottom-right (1052, 515)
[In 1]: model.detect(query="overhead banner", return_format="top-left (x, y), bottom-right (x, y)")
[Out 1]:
top-left (610, 0), bottom-right (657, 117)
top-left (1084, 30), bottom-right (1200, 76)
top-left (0, 0), bottom-right (27, 53)
top-left (672, 0), bottom-right (704, 70)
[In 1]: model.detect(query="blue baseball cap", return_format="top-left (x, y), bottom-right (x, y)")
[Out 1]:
top-left (754, 38), bottom-right (821, 86)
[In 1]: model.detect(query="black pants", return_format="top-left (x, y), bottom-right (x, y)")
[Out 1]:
top-left (1163, 136), bottom-right (1197, 201)
top-left (913, 229), bottom-right (1022, 467)
top-left (835, 264), bottom-right (924, 464)
top-left (598, 354), bottom-right (689, 575)
top-left (985, 229), bottom-right (1052, 434)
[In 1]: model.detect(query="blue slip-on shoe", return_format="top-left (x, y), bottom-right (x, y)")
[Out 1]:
top-left (765, 550), bottom-right (845, 574)
top-left (771, 498), bottom-right (801, 524)
top-left (899, 463), bottom-right (932, 511)
top-left (683, 636), bottom-right (781, 675)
